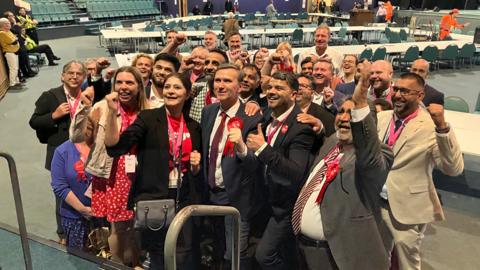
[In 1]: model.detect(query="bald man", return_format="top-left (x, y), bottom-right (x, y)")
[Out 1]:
top-left (369, 60), bottom-right (394, 102)
top-left (410, 59), bottom-right (444, 106)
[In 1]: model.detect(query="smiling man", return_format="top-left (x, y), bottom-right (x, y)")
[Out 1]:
top-left (369, 60), bottom-right (394, 102)
top-left (296, 26), bottom-right (343, 75)
top-left (147, 53), bottom-right (180, 109)
top-left (200, 63), bottom-right (263, 270)
top-left (311, 59), bottom-right (346, 114)
top-left (376, 72), bottom-right (464, 270)
top-left (247, 71), bottom-right (315, 270)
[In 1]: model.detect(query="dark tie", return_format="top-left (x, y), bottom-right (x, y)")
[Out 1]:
top-left (394, 119), bottom-right (403, 132)
top-left (208, 112), bottom-right (227, 189)
top-left (291, 144), bottom-right (340, 235)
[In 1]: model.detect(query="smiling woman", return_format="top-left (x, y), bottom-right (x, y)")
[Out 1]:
top-left (103, 72), bottom-right (201, 270)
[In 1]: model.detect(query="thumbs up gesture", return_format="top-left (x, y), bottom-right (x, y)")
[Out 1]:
top-left (246, 123), bottom-right (266, 152)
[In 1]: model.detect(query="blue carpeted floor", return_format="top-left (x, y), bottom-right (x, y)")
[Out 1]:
top-left (0, 229), bottom-right (97, 270)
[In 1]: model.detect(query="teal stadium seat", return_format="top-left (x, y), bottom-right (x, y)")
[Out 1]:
top-left (444, 96), bottom-right (470, 113)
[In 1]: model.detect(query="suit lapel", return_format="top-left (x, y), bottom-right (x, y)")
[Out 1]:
top-left (272, 106), bottom-right (299, 149)
top-left (378, 110), bottom-right (393, 144)
top-left (309, 135), bottom-right (338, 175)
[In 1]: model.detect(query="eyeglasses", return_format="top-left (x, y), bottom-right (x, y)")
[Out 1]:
top-left (298, 83), bottom-right (312, 89)
top-left (392, 87), bottom-right (420, 97)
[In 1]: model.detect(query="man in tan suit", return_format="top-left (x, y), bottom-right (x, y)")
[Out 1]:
top-left (376, 72), bottom-right (464, 270)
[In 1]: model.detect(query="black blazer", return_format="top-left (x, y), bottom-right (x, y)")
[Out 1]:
top-left (106, 107), bottom-right (202, 208)
top-left (200, 102), bottom-right (264, 220)
top-left (257, 105), bottom-right (316, 218)
top-left (423, 84), bottom-right (444, 107)
top-left (29, 86), bottom-right (71, 170)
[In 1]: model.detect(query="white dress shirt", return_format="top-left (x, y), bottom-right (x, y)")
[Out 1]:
top-left (297, 46), bottom-right (344, 76)
top-left (148, 85), bottom-right (164, 109)
top-left (255, 104), bottom-right (295, 155)
top-left (300, 106), bottom-right (370, 240)
top-left (209, 100), bottom-right (243, 188)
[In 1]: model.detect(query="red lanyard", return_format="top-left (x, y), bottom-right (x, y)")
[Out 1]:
top-left (387, 109), bottom-right (419, 147)
top-left (267, 120), bottom-right (284, 145)
top-left (67, 90), bottom-right (81, 119)
top-left (167, 114), bottom-right (185, 164)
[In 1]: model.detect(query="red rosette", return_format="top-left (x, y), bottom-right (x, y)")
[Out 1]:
top-left (281, 124), bottom-right (289, 134)
top-left (74, 160), bottom-right (86, 181)
top-left (325, 162), bottom-right (340, 182)
top-left (227, 117), bottom-right (244, 131)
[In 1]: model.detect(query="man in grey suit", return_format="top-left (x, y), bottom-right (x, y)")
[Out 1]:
top-left (291, 63), bottom-right (394, 270)
top-left (200, 63), bottom-right (264, 269)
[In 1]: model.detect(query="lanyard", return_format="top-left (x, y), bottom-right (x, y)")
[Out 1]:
top-left (386, 109), bottom-right (419, 147)
top-left (167, 114), bottom-right (185, 165)
top-left (267, 120), bottom-right (284, 145)
top-left (67, 90), bottom-right (81, 119)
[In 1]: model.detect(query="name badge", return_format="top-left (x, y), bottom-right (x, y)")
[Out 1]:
top-left (84, 183), bottom-right (92, 199)
top-left (125, 155), bottom-right (136, 173)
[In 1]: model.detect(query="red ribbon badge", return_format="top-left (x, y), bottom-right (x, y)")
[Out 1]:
top-left (315, 161), bottom-right (341, 204)
top-left (281, 124), bottom-right (289, 134)
top-left (74, 160), bottom-right (86, 181)
top-left (227, 117), bottom-right (244, 131)
top-left (223, 117), bottom-right (244, 157)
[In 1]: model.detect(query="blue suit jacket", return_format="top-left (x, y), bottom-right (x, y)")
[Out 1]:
top-left (335, 81), bottom-right (356, 97)
top-left (200, 102), bottom-right (264, 220)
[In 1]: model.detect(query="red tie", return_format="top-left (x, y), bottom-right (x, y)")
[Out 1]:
top-left (208, 112), bottom-right (227, 189)
top-left (291, 145), bottom-right (340, 235)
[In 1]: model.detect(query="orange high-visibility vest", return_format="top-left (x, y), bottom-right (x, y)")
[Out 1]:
top-left (385, 2), bottom-right (393, 22)
top-left (439, 14), bottom-right (464, 40)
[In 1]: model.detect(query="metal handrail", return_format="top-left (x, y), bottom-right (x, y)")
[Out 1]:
top-left (0, 152), bottom-right (33, 270)
top-left (164, 205), bottom-right (240, 270)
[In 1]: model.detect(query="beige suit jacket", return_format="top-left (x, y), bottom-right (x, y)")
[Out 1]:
top-left (377, 109), bottom-right (464, 225)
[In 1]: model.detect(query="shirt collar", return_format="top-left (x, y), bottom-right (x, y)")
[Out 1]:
top-left (272, 104), bottom-right (295, 122)
top-left (221, 99), bottom-right (241, 118)
top-left (239, 94), bottom-right (253, 104)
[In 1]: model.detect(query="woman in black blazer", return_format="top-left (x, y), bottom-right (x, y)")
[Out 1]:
top-left (105, 73), bottom-right (202, 270)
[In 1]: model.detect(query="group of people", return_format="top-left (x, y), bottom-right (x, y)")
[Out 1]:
top-left (0, 8), bottom-right (60, 89)
top-left (29, 24), bottom-right (464, 270)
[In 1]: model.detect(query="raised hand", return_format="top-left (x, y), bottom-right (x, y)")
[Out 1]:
top-left (352, 60), bottom-right (371, 109)
top-left (297, 113), bottom-right (323, 133)
top-left (190, 150), bottom-right (201, 174)
top-left (104, 68), bottom-right (116, 81)
top-left (52, 102), bottom-right (70, 120)
top-left (174, 33), bottom-right (187, 45)
top-left (81, 86), bottom-right (95, 108)
top-left (323, 87), bottom-right (334, 105)
top-left (427, 103), bottom-right (447, 130)
top-left (105, 92), bottom-right (119, 111)
top-left (246, 123), bottom-right (266, 152)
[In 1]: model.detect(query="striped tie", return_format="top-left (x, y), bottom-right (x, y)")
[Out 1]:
top-left (291, 145), bottom-right (340, 235)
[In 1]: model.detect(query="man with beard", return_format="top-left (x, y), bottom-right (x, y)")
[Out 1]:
top-left (189, 48), bottom-right (229, 122)
top-left (368, 60), bottom-right (394, 102)
top-left (292, 57), bottom-right (392, 270)
top-left (376, 73), bottom-right (464, 270)
top-left (410, 59), bottom-right (444, 107)
top-left (311, 59), bottom-right (346, 115)
top-left (29, 60), bottom-right (92, 245)
top-left (203, 31), bottom-right (218, 50)
top-left (131, 53), bottom-right (153, 89)
top-left (246, 72), bottom-right (316, 270)
top-left (201, 63), bottom-right (264, 270)
top-left (147, 53), bottom-right (180, 109)
top-left (239, 64), bottom-right (267, 110)
top-left (296, 26), bottom-right (343, 75)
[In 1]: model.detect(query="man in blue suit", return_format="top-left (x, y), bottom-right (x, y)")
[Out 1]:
top-left (200, 63), bottom-right (264, 270)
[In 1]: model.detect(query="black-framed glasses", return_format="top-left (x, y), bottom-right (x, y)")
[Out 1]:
top-left (392, 86), bottom-right (420, 97)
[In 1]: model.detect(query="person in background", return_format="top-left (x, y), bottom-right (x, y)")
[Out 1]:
top-left (147, 53), bottom-right (181, 109)
top-left (104, 73), bottom-right (201, 270)
top-left (0, 18), bottom-right (20, 88)
top-left (300, 57), bottom-right (314, 76)
top-left (222, 14), bottom-right (240, 48)
top-left (253, 48), bottom-right (270, 71)
top-left (203, 31), bottom-right (218, 50)
top-left (131, 53), bottom-right (154, 89)
top-left (311, 59), bottom-right (346, 114)
top-left (51, 99), bottom-right (96, 249)
top-left (266, 0), bottom-right (277, 18)
top-left (439, 9), bottom-right (469, 40)
top-left (410, 59), bottom-right (444, 106)
top-left (203, 0), bottom-right (214, 15)
top-left (4, 11), bottom-right (37, 81)
top-left (240, 64), bottom-right (267, 109)
top-left (192, 5), bottom-right (201, 15)
top-left (17, 7), bottom-right (39, 44)
top-left (334, 55), bottom-right (359, 96)
top-left (384, 1), bottom-right (393, 23)
top-left (181, 46), bottom-right (208, 84)
top-left (83, 57), bottom-right (114, 104)
top-left (261, 42), bottom-right (296, 75)
top-left (375, 2), bottom-right (386, 23)
top-left (369, 60), bottom-right (394, 102)
top-left (225, 0), bottom-right (234, 13)
top-left (22, 27), bottom-right (60, 66)
top-left (70, 66), bottom-right (147, 268)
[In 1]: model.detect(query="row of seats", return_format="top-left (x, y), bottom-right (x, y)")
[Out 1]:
top-left (73, 0), bottom-right (146, 9)
top-left (87, 1), bottom-right (159, 19)
top-left (31, 2), bottom-right (74, 23)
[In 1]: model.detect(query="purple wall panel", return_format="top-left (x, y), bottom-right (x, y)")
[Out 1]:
top-left (336, 0), bottom-right (356, 11)
top-left (186, 0), bottom-right (305, 15)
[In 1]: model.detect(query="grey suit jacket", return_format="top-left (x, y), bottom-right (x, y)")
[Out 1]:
top-left (200, 102), bottom-right (264, 220)
top-left (311, 111), bottom-right (393, 270)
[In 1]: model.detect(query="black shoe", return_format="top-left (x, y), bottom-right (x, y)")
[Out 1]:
top-left (53, 56), bottom-right (61, 60)
top-left (20, 77), bottom-right (26, 83)
top-left (25, 72), bottom-right (36, 78)
top-left (9, 84), bottom-right (23, 90)
top-left (49, 62), bottom-right (59, 66)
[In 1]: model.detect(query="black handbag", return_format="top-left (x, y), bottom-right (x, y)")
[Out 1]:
top-left (134, 131), bottom-right (184, 231)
